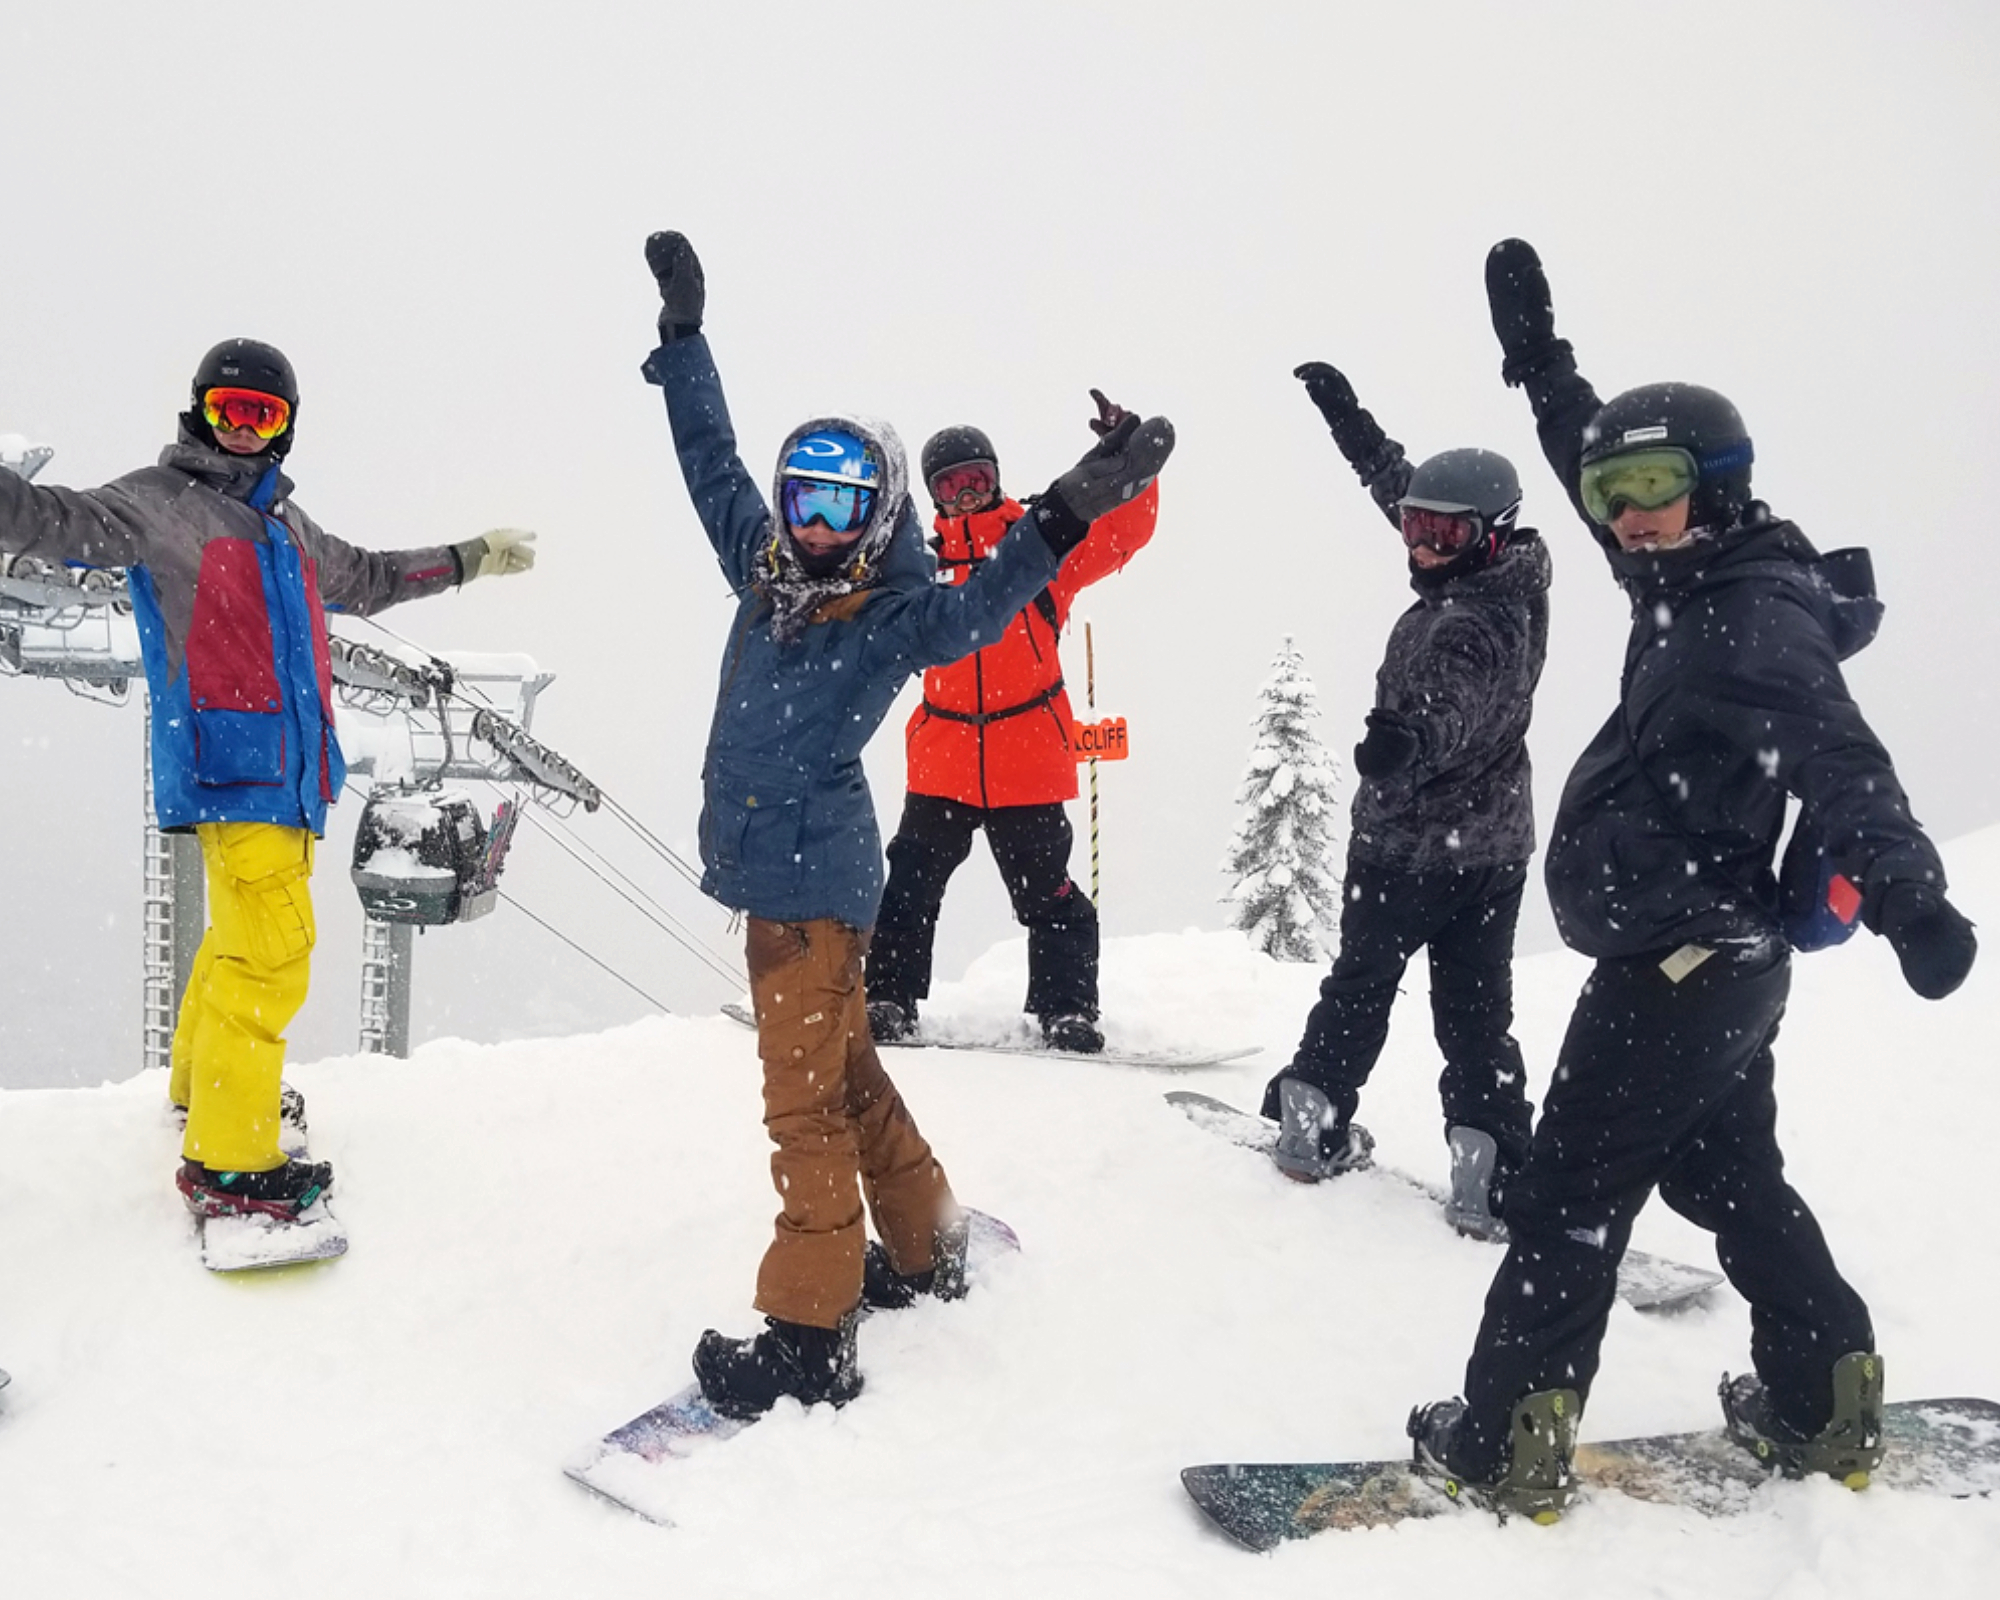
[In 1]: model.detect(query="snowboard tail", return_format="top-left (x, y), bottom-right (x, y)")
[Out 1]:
top-left (1183, 1398), bottom-right (2000, 1549)
top-left (566, 1209), bottom-right (1022, 1522)
top-left (1166, 1090), bottom-right (1724, 1313)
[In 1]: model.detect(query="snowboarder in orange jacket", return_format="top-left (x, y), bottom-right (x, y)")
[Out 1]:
top-left (866, 392), bottom-right (1160, 1054)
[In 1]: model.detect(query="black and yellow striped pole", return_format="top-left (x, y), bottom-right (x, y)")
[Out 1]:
top-left (1086, 621), bottom-right (1100, 905)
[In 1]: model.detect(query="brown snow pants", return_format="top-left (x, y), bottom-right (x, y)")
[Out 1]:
top-left (744, 916), bottom-right (956, 1329)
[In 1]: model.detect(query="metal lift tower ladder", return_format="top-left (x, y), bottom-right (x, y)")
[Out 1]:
top-left (1, 440), bottom-right (194, 1078)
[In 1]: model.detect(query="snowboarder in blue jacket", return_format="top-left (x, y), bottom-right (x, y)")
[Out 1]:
top-left (639, 231), bottom-right (1174, 1418)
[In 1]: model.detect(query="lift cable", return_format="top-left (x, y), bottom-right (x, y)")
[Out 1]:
top-left (495, 890), bottom-right (673, 1015)
top-left (513, 802), bottom-right (745, 990)
top-left (333, 613), bottom-right (741, 992)
top-left (346, 613), bottom-right (707, 887)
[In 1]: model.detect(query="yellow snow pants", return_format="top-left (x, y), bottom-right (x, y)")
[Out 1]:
top-left (169, 822), bottom-right (317, 1173)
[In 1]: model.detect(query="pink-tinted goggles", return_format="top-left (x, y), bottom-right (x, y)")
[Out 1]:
top-left (1399, 504), bottom-right (1482, 555)
top-left (929, 461), bottom-right (998, 509)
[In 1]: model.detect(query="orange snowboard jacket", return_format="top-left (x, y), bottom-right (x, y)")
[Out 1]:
top-left (903, 482), bottom-right (1158, 808)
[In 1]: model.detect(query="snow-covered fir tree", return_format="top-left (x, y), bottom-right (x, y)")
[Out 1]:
top-left (1221, 637), bottom-right (1344, 961)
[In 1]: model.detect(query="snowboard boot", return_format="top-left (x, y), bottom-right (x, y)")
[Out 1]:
top-left (1040, 1013), bottom-right (1105, 1055)
top-left (860, 1213), bottom-right (972, 1311)
top-left (1719, 1351), bottom-right (1886, 1487)
top-left (1272, 1077), bottom-right (1375, 1183)
top-left (176, 1155), bottom-right (334, 1222)
top-left (1444, 1126), bottom-right (1509, 1242)
top-left (1408, 1389), bottom-right (1580, 1524)
top-left (692, 1309), bottom-right (863, 1421)
top-left (867, 998), bottom-right (919, 1044)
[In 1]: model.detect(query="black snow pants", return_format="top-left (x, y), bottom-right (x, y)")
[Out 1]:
top-left (1448, 938), bottom-right (1873, 1480)
top-left (865, 793), bottom-right (1098, 1021)
top-left (1262, 851), bottom-right (1534, 1173)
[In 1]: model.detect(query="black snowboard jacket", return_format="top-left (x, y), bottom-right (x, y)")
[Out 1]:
top-left (1516, 353), bottom-right (1946, 960)
top-left (1326, 417), bottom-right (1551, 875)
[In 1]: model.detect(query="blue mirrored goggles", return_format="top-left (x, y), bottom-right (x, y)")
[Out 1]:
top-left (782, 477), bottom-right (876, 536)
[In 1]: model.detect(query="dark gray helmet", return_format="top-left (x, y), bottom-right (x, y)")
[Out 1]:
top-left (1399, 448), bottom-right (1522, 532)
top-left (1580, 383), bottom-right (1753, 531)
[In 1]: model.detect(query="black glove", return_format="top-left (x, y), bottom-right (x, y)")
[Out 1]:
top-left (645, 231), bottom-right (706, 341)
top-left (1087, 388), bottom-right (1132, 439)
top-left (1484, 238), bottom-right (1572, 387)
top-left (1873, 882), bottom-right (1978, 1000)
top-left (1353, 710), bottom-right (1421, 779)
top-left (1293, 360), bottom-right (1397, 480)
top-left (1036, 412), bottom-right (1175, 556)
top-left (1293, 360), bottom-right (1360, 422)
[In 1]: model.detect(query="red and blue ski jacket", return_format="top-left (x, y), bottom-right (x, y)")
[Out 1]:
top-left (0, 430), bottom-right (462, 835)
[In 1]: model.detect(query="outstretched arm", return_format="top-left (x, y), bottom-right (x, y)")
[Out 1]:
top-left (294, 504), bottom-right (470, 615)
top-left (637, 232), bottom-right (770, 591)
top-left (1292, 361), bottom-right (1411, 529)
top-left (862, 502), bottom-right (1066, 675)
top-left (0, 469), bottom-right (148, 570)
top-left (864, 412), bottom-right (1175, 675)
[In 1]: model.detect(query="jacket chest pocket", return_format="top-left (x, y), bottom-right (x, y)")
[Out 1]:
top-left (186, 539), bottom-right (287, 787)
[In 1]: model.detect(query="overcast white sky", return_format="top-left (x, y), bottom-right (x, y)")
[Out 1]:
top-left (3, 0), bottom-right (1996, 1086)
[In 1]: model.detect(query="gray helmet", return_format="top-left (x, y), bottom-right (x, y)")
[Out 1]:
top-left (1399, 448), bottom-right (1522, 533)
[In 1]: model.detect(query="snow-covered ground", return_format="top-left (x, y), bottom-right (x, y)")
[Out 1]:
top-left (2, 833), bottom-right (1997, 1599)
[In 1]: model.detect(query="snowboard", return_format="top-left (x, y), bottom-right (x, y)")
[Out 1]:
top-left (195, 1197), bottom-right (349, 1273)
top-left (721, 1002), bottom-right (1256, 1072)
top-left (1166, 1090), bottom-right (1724, 1313)
top-left (0, 1367), bottom-right (10, 1393)
top-left (1182, 1396), bottom-right (2000, 1548)
top-left (566, 1209), bottom-right (1022, 1523)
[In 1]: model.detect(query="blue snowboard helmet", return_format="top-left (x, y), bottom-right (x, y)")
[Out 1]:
top-left (778, 428), bottom-right (885, 576)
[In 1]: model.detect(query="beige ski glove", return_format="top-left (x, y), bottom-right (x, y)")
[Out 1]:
top-left (454, 527), bottom-right (538, 583)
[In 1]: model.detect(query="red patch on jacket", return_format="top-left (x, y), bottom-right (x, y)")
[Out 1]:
top-left (185, 540), bottom-right (282, 713)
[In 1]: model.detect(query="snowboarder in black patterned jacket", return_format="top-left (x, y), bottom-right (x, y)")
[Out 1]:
top-left (1406, 239), bottom-right (1979, 1523)
top-left (1259, 360), bottom-right (1551, 1238)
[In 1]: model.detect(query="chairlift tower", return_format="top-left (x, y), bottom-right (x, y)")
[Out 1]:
top-left (333, 638), bottom-right (599, 1056)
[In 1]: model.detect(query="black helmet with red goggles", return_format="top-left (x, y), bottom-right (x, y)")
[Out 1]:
top-left (920, 424), bottom-right (1000, 511)
top-left (186, 338), bottom-right (299, 457)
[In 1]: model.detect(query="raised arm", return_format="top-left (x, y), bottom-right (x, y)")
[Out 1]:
top-left (1049, 390), bottom-right (1161, 606)
top-left (1484, 239), bottom-right (1604, 536)
top-left (637, 232), bottom-right (771, 591)
top-left (1292, 361), bottom-right (1411, 529)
